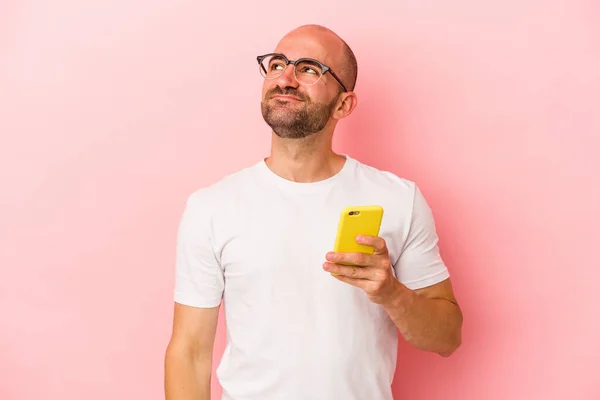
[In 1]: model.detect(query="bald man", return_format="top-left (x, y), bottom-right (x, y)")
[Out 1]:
top-left (165, 25), bottom-right (463, 400)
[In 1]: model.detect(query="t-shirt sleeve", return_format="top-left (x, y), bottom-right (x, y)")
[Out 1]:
top-left (393, 185), bottom-right (450, 290)
top-left (173, 191), bottom-right (225, 308)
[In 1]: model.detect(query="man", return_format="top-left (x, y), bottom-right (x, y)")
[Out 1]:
top-left (165, 24), bottom-right (462, 400)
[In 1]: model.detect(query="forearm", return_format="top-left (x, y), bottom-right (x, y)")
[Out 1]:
top-left (382, 283), bottom-right (463, 357)
top-left (165, 346), bottom-right (212, 400)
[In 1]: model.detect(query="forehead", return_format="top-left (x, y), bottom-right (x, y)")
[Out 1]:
top-left (273, 32), bottom-right (343, 68)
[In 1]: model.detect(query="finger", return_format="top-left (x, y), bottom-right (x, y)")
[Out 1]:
top-left (331, 273), bottom-right (368, 290)
top-left (323, 262), bottom-right (377, 280)
top-left (326, 251), bottom-right (376, 267)
top-left (356, 235), bottom-right (388, 255)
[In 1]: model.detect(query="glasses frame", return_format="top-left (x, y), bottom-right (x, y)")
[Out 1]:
top-left (256, 53), bottom-right (348, 93)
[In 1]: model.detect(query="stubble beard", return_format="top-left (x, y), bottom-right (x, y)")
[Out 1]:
top-left (261, 92), bottom-right (338, 139)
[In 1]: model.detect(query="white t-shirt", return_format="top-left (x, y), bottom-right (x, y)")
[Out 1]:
top-left (174, 155), bottom-right (450, 400)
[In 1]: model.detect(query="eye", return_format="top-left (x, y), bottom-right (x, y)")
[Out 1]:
top-left (268, 58), bottom-right (286, 71)
top-left (296, 60), bottom-right (322, 76)
top-left (299, 66), bottom-right (318, 75)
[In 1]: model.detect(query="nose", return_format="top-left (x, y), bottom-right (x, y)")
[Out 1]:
top-left (274, 63), bottom-right (299, 89)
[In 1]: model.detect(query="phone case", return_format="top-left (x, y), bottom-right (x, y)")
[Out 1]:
top-left (333, 205), bottom-right (384, 264)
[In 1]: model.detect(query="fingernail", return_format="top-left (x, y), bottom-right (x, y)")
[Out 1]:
top-left (326, 253), bottom-right (334, 261)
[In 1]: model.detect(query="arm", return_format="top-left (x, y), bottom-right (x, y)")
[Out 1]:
top-left (323, 184), bottom-right (462, 357)
top-left (166, 190), bottom-right (225, 398)
top-left (324, 244), bottom-right (463, 357)
top-left (164, 302), bottom-right (220, 400)
top-left (385, 184), bottom-right (463, 356)
top-left (381, 278), bottom-right (462, 357)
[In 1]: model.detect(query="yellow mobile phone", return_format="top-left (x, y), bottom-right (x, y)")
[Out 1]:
top-left (333, 205), bottom-right (384, 265)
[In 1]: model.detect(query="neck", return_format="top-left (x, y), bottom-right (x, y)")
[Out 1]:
top-left (265, 130), bottom-right (346, 183)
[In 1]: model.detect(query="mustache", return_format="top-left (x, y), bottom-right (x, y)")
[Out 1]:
top-left (266, 86), bottom-right (308, 101)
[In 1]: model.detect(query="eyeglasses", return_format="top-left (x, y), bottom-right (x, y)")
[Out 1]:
top-left (257, 53), bottom-right (348, 92)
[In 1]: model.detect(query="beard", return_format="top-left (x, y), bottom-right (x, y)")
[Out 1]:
top-left (261, 87), bottom-right (339, 139)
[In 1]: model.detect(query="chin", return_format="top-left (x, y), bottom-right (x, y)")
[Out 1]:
top-left (266, 109), bottom-right (298, 123)
top-left (272, 128), bottom-right (314, 140)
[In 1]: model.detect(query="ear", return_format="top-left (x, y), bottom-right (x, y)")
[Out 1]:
top-left (332, 92), bottom-right (358, 120)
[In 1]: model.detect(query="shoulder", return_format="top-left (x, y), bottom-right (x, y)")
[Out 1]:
top-left (184, 161), bottom-right (262, 211)
top-left (178, 163), bottom-right (261, 238)
top-left (351, 157), bottom-right (419, 200)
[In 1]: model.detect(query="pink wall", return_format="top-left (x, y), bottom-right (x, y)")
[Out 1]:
top-left (1, 1), bottom-right (598, 399)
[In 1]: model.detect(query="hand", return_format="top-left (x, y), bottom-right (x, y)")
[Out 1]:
top-left (323, 235), bottom-right (405, 305)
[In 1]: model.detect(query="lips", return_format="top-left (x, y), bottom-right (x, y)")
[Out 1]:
top-left (267, 88), bottom-right (305, 102)
top-left (271, 94), bottom-right (303, 101)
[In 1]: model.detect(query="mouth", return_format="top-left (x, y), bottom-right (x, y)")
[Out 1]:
top-left (270, 94), bottom-right (303, 102)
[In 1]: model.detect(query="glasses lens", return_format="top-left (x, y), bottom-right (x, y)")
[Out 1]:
top-left (260, 55), bottom-right (287, 79)
top-left (294, 60), bottom-right (323, 85)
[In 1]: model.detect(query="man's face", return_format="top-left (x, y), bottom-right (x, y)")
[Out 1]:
top-left (260, 33), bottom-right (344, 139)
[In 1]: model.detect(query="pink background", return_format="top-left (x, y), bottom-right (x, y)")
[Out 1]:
top-left (1, 1), bottom-right (599, 399)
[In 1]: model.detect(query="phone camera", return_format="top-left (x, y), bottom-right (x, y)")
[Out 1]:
top-left (349, 211), bottom-right (360, 216)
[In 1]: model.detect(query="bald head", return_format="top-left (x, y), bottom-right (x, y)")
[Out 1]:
top-left (276, 25), bottom-right (358, 92)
